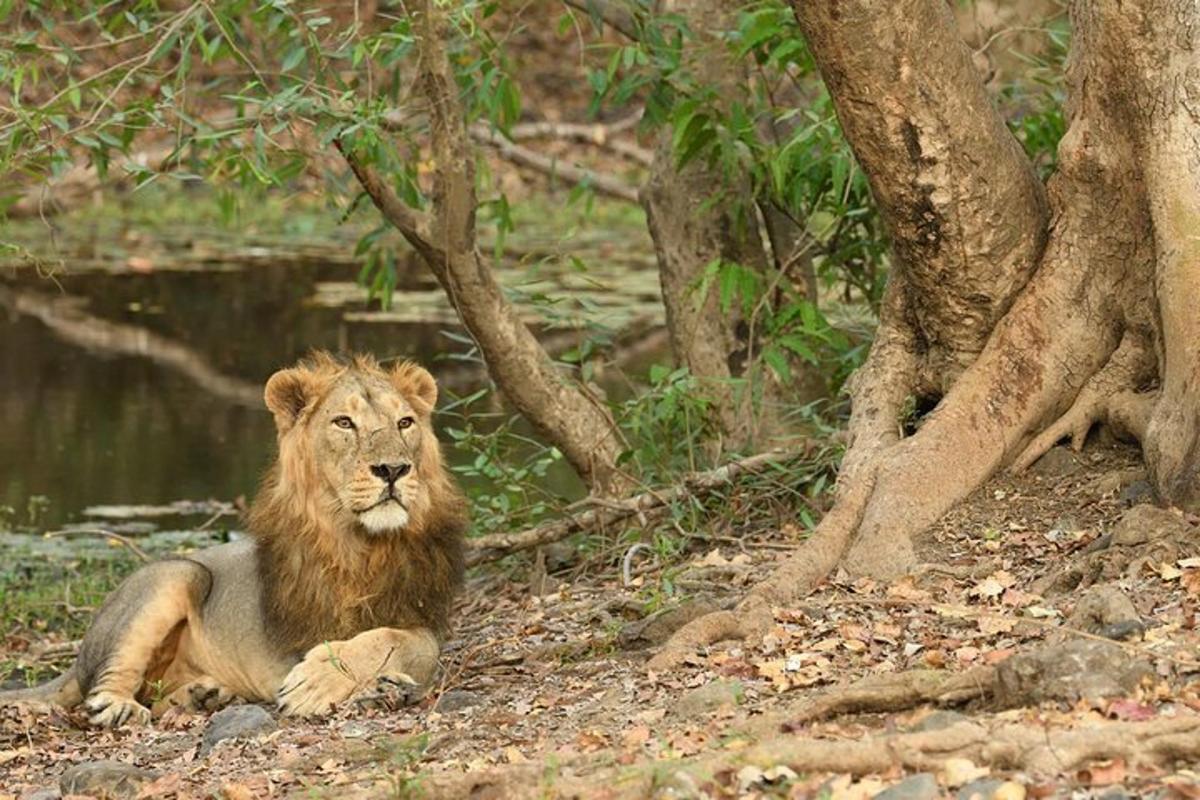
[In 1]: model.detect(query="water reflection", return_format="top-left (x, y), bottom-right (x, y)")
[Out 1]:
top-left (0, 262), bottom-right (495, 529)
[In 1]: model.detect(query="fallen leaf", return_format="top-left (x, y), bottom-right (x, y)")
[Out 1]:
top-left (1078, 757), bottom-right (1127, 786)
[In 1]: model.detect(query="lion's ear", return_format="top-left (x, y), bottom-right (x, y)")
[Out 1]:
top-left (390, 361), bottom-right (438, 414)
top-left (264, 367), bottom-right (317, 432)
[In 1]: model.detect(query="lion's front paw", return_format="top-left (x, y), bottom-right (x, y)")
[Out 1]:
top-left (352, 673), bottom-right (424, 712)
top-left (276, 654), bottom-right (358, 717)
top-left (85, 691), bottom-right (151, 728)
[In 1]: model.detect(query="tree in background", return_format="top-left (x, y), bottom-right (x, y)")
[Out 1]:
top-left (656, 0), bottom-right (1200, 664)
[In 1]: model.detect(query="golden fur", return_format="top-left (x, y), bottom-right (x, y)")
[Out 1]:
top-left (251, 353), bottom-right (466, 656)
top-left (0, 352), bottom-right (468, 725)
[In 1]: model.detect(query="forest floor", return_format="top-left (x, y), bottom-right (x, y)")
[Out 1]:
top-left (3, 441), bottom-right (1200, 799)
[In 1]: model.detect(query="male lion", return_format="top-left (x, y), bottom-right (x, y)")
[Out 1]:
top-left (0, 353), bottom-right (466, 726)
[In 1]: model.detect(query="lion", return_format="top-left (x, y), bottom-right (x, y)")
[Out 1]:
top-left (0, 352), bottom-right (467, 726)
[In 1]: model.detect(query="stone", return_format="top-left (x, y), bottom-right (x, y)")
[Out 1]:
top-left (1029, 446), bottom-right (1081, 477)
top-left (673, 679), bottom-right (743, 718)
top-left (200, 704), bottom-right (277, 755)
top-left (434, 689), bottom-right (482, 713)
top-left (1118, 480), bottom-right (1155, 507)
top-left (994, 639), bottom-right (1152, 707)
top-left (60, 761), bottom-right (155, 799)
top-left (1110, 505), bottom-right (1191, 547)
top-left (1063, 586), bottom-right (1143, 640)
top-left (873, 773), bottom-right (940, 800)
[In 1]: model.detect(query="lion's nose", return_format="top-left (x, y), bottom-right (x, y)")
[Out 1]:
top-left (370, 463), bottom-right (412, 484)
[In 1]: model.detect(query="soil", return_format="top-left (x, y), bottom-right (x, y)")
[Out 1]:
top-left (3, 443), bottom-right (1200, 799)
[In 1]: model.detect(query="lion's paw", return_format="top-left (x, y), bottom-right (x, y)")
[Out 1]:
top-left (352, 673), bottom-right (424, 712)
top-left (85, 691), bottom-right (151, 728)
top-left (276, 655), bottom-right (358, 717)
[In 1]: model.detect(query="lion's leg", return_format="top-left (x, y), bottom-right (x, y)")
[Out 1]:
top-left (276, 627), bottom-right (438, 717)
top-left (75, 560), bottom-right (211, 727)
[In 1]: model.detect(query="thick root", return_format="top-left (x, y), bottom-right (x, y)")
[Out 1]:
top-left (1014, 332), bottom-right (1158, 471)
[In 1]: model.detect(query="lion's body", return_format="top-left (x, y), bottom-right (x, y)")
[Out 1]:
top-left (0, 354), bottom-right (467, 726)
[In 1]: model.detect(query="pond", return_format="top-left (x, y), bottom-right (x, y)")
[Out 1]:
top-left (0, 232), bottom-right (662, 533)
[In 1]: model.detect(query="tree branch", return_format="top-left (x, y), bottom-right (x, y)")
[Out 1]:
top-left (465, 447), bottom-right (811, 566)
top-left (561, 0), bottom-right (638, 40)
top-left (470, 126), bottom-right (640, 203)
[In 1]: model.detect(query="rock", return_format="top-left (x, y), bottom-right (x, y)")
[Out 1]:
top-left (60, 761), bottom-right (155, 799)
top-left (1090, 467), bottom-right (1148, 498)
top-left (906, 710), bottom-right (971, 733)
top-left (1110, 505), bottom-right (1191, 547)
top-left (673, 679), bottom-right (743, 718)
top-left (1118, 480), bottom-right (1155, 507)
top-left (1063, 586), bottom-right (1143, 641)
top-left (200, 704), bottom-right (277, 755)
top-left (873, 773), bottom-right (940, 800)
top-left (1029, 446), bottom-right (1081, 477)
top-left (994, 639), bottom-right (1152, 707)
top-left (957, 779), bottom-right (1006, 800)
top-left (434, 689), bottom-right (482, 713)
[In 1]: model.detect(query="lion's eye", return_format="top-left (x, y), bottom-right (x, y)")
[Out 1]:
top-left (333, 416), bottom-right (356, 430)
top-left (398, 416), bottom-right (415, 431)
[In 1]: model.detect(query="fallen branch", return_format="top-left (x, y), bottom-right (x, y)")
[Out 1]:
top-left (785, 666), bottom-right (997, 726)
top-left (465, 447), bottom-right (812, 566)
top-left (470, 126), bottom-right (641, 203)
top-left (43, 529), bottom-right (151, 563)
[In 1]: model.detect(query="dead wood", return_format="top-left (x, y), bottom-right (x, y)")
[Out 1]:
top-left (465, 447), bottom-right (810, 566)
top-left (470, 126), bottom-right (641, 203)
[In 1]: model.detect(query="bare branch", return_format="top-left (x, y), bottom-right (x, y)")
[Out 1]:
top-left (561, 0), bottom-right (638, 39)
top-left (466, 447), bottom-right (810, 565)
top-left (470, 126), bottom-right (640, 203)
top-left (335, 138), bottom-right (438, 262)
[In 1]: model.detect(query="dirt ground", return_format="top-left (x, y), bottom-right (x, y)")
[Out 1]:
top-left (3, 442), bottom-right (1200, 799)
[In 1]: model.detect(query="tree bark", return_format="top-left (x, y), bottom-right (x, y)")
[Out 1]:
top-left (339, 1), bottom-right (631, 496)
top-left (641, 0), bottom-right (783, 450)
top-left (653, 0), bottom-right (1200, 668)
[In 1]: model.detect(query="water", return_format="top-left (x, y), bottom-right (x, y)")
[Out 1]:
top-left (1, 253), bottom-right (649, 531)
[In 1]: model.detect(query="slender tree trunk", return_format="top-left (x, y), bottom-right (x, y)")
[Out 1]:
top-left (642, 0), bottom-right (786, 450)
top-left (340, 1), bottom-right (631, 496)
top-left (653, 0), bottom-right (1200, 668)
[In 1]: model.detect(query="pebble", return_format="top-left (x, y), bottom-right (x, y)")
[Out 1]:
top-left (200, 704), bottom-right (277, 755)
top-left (60, 761), bottom-right (155, 799)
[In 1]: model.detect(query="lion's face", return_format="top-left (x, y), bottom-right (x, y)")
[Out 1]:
top-left (263, 355), bottom-right (444, 536)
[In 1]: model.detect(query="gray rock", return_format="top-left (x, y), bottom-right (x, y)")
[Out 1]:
top-left (995, 638), bottom-right (1152, 707)
top-left (1064, 586), bottom-right (1142, 640)
top-left (957, 779), bottom-right (1005, 800)
top-left (873, 773), bottom-right (940, 800)
top-left (434, 689), bottom-right (482, 713)
top-left (673, 679), bottom-right (743, 718)
top-left (1118, 480), bottom-right (1155, 507)
top-left (1030, 446), bottom-right (1081, 477)
top-left (1111, 505), bottom-right (1191, 547)
top-left (200, 704), bottom-right (277, 755)
top-left (60, 761), bottom-right (155, 799)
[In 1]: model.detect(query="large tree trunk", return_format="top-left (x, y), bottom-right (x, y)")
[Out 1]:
top-left (340, 1), bottom-right (631, 496)
top-left (652, 0), bottom-right (1199, 668)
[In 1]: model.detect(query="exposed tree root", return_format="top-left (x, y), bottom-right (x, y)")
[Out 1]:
top-left (1014, 333), bottom-right (1159, 471)
top-left (420, 715), bottom-right (1200, 799)
top-left (783, 666), bottom-right (995, 726)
